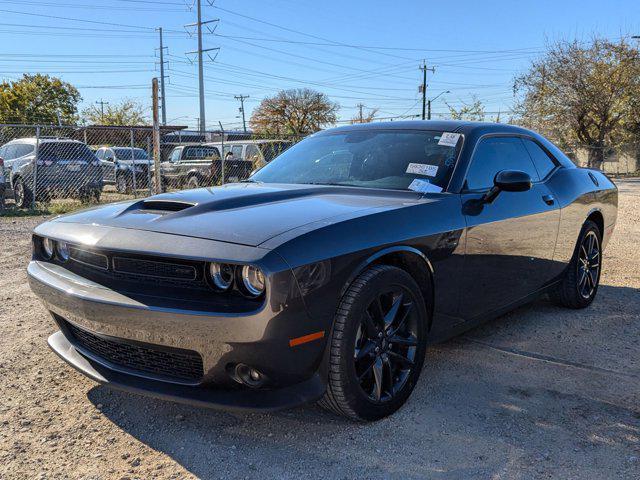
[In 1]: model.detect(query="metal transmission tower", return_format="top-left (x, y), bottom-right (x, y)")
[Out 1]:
top-left (234, 94), bottom-right (249, 132)
top-left (185, 0), bottom-right (219, 133)
top-left (419, 60), bottom-right (435, 120)
top-left (156, 27), bottom-right (169, 125)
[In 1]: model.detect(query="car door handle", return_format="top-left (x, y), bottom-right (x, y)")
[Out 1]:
top-left (542, 194), bottom-right (555, 205)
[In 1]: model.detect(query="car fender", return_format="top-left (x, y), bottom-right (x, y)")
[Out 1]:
top-left (339, 245), bottom-right (434, 298)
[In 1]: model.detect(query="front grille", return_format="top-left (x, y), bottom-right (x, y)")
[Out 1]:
top-left (65, 320), bottom-right (204, 382)
top-left (113, 256), bottom-right (197, 280)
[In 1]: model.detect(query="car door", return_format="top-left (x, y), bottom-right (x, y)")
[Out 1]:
top-left (458, 135), bottom-right (561, 319)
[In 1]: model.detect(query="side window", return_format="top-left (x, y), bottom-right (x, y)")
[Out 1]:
top-left (13, 144), bottom-right (32, 158)
top-left (231, 145), bottom-right (244, 158)
top-left (169, 148), bottom-right (182, 162)
top-left (246, 144), bottom-right (261, 161)
top-left (522, 139), bottom-right (557, 179)
top-left (3, 145), bottom-right (17, 160)
top-left (465, 137), bottom-right (539, 191)
top-left (95, 148), bottom-right (104, 160)
top-left (104, 149), bottom-right (114, 161)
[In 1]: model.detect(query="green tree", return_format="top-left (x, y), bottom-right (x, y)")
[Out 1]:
top-left (82, 99), bottom-right (147, 126)
top-left (514, 37), bottom-right (640, 168)
top-left (446, 95), bottom-right (485, 121)
top-left (250, 88), bottom-right (339, 135)
top-left (0, 74), bottom-right (81, 124)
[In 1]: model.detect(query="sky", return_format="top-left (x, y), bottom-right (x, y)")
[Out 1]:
top-left (0, 0), bottom-right (638, 130)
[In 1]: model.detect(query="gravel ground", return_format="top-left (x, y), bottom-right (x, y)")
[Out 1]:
top-left (1, 179), bottom-right (638, 480)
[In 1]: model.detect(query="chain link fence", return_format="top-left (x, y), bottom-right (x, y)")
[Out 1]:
top-left (0, 124), bottom-right (302, 212)
top-left (1, 123), bottom-right (637, 213)
top-left (565, 143), bottom-right (640, 177)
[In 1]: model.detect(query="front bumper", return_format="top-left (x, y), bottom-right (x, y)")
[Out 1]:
top-left (28, 248), bottom-right (329, 411)
top-left (48, 331), bottom-right (324, 412)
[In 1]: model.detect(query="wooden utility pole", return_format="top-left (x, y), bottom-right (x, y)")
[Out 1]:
top-left (419, 61), bottom-right (435, 120)
top-left (152, 78), bottom-right (162, 194)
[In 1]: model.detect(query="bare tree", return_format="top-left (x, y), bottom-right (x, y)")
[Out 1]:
top-left (514, 37), bottom-right (640, 169)
top-left (351, 103), bottom-right (378, 124)
top-left (249, 88), bottom-right (339, 135)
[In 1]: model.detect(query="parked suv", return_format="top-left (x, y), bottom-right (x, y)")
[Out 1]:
top-left (0, 138), bottom-right (103, 208)
top-left (95, 147), bottom-right (151, 193)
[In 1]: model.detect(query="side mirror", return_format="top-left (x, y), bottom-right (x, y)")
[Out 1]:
top-left (483, 170), bottom-right (532, 203)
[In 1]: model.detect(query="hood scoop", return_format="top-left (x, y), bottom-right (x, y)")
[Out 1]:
top-left (139, 199), bottom-right (196, 212)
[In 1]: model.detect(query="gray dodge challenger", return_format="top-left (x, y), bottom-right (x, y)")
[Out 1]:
top-left (28, 121), bottom-right (617, 421)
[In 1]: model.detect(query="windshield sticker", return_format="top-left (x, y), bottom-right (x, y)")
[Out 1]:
top-left (406, 163), bottom-right (438, 177)
top-left (408, 178), bottom-right (443, 193)
top-left (437, 132), bottom-right (461, 147)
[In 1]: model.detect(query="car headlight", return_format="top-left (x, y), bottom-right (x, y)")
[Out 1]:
top-left (241, 265), bottom-right (265, 297)
top-left (57, 241), bottom-right (70, 262)
top-left (208, 262), bottom-right (234, 291)
top-left (42, 238), bottom-right (54, 259)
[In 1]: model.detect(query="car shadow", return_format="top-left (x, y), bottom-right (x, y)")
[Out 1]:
top-left (87, 284), bottom-right (640, 479)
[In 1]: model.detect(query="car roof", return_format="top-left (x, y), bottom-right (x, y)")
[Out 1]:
top-left (318, 120), bottom-right (535, 137)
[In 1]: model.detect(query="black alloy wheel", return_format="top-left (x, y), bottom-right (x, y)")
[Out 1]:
top-left (550, 220), bottom-right (602, 309)
top-left (354, 288), bottom-right (419, 403)
top-left (320, 265), bottom-right (428, 421)
top-left (577, 230), bottom-right (600, 300)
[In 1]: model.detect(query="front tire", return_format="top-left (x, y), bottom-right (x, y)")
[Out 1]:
top-left (186, 175), bottom-right (201, 189)
top-left (550, 220), bottom-right (602, 309)
top-left (319, 265), bottom-right (428, 421)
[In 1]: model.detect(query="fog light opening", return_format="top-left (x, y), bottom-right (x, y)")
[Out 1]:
top-left (234, 363), bottom-right (265, 388)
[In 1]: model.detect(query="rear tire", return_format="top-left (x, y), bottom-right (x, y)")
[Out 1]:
top-left (13, 177), bottom-right (33, 209)
top-left (319, 265), bottom-right (428, 421)
top-left (549, 220), bottom-right (602, 309)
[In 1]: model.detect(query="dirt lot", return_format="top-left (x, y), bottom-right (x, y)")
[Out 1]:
top-left (0, 179), bottom-right (638, 480)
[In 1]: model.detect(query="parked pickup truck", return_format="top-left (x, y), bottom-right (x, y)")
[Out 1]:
top-left (157, 144), bottom-right (253, 189)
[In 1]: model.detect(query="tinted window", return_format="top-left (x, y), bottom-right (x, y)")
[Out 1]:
top-left (113, 148), bottom-right (149, 160)
top-left (38, 142), bottom-right (96, 162)
top-left (465, 137), bottom-right (539, 191)
top-left (252, 130), bottom-right (462, 191)
top-left (259, 142), bottom-right (291, 162)
top-left (95, 149), bottom-right (104, 160)
top-left (522, 139), bottom-right (556, 179)
top-left (184, 146), bottom-right (220, 159)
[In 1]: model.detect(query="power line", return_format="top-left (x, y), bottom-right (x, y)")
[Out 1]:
top-left (212, 4), bottom-right (413, 61)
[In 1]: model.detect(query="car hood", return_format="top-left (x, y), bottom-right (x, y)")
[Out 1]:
top-left (53, 183), bottom-right (422, 247)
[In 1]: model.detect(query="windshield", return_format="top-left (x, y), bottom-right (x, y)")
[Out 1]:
top-left (113, 148), bottom-right (149, 160)
top-left (38, 142), bottom-right (97, 162)
top-left (258, 141), bottom-right (292, 162)
top-left (251, 130), bottom-right (462, 191)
